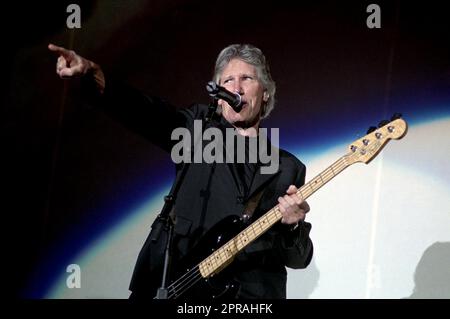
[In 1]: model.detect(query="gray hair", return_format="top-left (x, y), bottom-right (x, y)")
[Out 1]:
top-left (213, 44), bottom-right (276, 119)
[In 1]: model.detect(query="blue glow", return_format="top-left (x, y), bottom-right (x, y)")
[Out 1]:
top-left (280, 104), bottom-right (450, 161)
top-left (46, 188), bottom-right (169, 298)
top-left (23, 161), bottom-right (173, 298)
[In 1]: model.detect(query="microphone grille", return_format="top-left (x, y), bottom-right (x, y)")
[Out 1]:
top-left (206, 81), bottom-right (218, 95)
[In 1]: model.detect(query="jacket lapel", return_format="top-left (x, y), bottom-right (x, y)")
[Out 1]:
top-left (226, 162), bottom-right (245, 196)
top-left (247, 162), bottom-right (281, 200)
top-left (247, 134), bottom-right (282, 199)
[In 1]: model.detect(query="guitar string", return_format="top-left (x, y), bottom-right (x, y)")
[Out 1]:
top-left (167, 267), bottom-right (203, 299)
top-left (167, 242), bottom-right (240, 298)
top-left (167, 242), bottom-right (238, 299)
top-left (165, 142), bottom-right (382, 298)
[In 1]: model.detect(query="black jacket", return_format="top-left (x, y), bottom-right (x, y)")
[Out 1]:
top-left (97, 80), bottom-right (313, 299)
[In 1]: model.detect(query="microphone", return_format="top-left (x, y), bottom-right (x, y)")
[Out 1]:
top-left (206, 81), bottom-right (243, 112)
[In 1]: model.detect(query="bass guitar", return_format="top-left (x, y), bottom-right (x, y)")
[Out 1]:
top-left (162, 114), bottom-right (408, 299)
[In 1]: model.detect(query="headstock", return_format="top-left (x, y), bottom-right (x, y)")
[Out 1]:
top-left (346, 114), bottom-right (408, 165)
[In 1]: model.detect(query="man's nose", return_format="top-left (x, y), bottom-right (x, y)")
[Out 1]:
top-left (232, 80), bottom-right (243, 94)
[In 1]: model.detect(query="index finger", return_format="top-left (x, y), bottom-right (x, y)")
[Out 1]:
top-left (48, 43), bottom-right (73, 59)
top-left (286, 185), bottom-right (298, 194)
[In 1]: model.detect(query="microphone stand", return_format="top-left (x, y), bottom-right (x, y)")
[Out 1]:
top-left (152, 95), bottom-right (218, 299)
top-left (152, 166), bottom-right (188, 299)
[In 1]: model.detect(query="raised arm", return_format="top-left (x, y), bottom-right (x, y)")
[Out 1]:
top-left (48, 43), bottom-right (207, 153)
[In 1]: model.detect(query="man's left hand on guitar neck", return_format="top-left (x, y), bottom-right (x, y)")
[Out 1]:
top-left (278, 185), bottom-right (310, 228)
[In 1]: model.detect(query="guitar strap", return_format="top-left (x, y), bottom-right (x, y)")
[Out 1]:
top-left (242, 188), bottom-right (265, 222)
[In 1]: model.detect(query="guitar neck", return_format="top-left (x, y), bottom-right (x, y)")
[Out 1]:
top-left (198, 154), bottom-right (352, 278)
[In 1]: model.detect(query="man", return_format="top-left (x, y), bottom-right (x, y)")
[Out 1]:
top-left (49, 43), bottom-right (313, 299)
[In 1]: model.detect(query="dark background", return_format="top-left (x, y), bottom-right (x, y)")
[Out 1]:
top-left (3, 0), bottom-right (449, 298)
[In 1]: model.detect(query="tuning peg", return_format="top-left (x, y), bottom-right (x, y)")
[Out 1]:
top-left (391, 113), bottom-right (402, 121)
top-left (378, 120), bottom-right (389, 128)
top-left (366, 126), bottom-right (377, 134)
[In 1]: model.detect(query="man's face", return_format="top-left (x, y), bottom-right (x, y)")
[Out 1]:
top-left (218, 59), bottom-right (268, 129)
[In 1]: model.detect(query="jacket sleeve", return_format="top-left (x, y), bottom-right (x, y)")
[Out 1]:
top-left (87, 75), bottom-right (205, 153)
top-left (275, 162), bottom-right (314, 269)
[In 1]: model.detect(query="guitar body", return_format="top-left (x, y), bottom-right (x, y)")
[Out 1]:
top-left (169, 215), bottom-right (246, 299)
